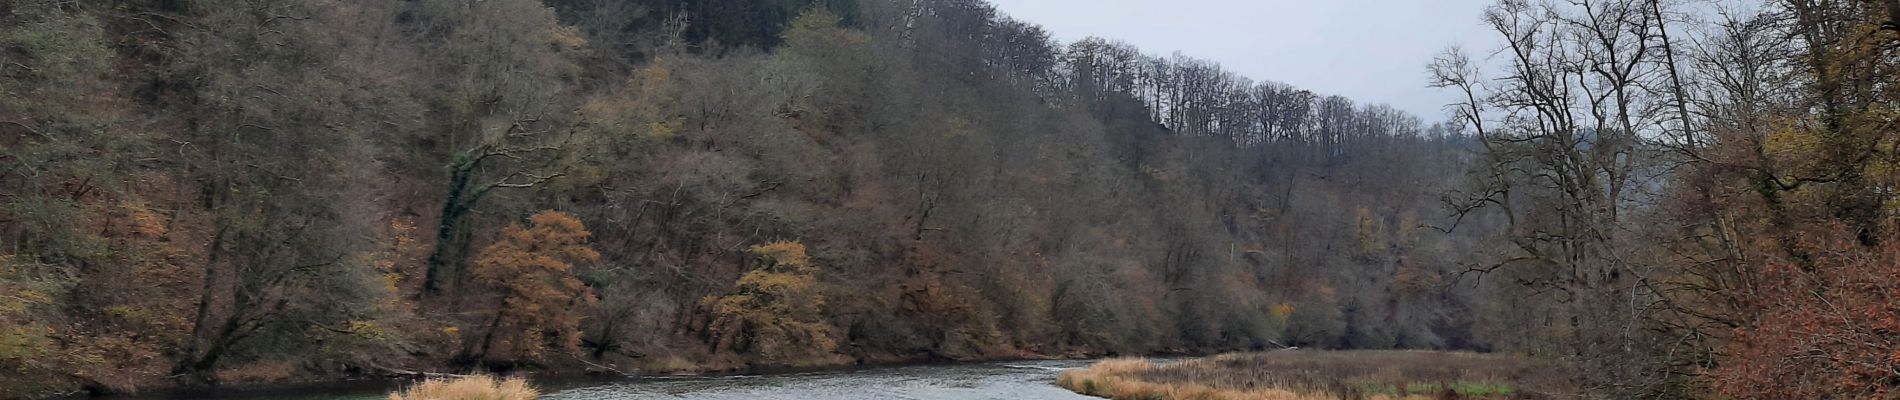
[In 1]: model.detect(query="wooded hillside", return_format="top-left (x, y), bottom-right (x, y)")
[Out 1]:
top-left (0, 0), bottom-right (1487, 397)
top-left (9, 0), bottom-right (1894, 398)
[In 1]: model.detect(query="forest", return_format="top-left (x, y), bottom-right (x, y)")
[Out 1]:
top-left (0, 0), bottom-right (1896, 399)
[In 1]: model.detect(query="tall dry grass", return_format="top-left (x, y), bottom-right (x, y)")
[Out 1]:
top-left (1056, 351), bottom-right (1563, 400)
top-left (1058, 358), bottom-right (1314, 400)
top-left (386, 374), bottom-right (540, 400)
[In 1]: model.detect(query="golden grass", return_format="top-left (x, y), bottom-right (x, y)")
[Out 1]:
top-left (1057, 358), bottom-right (1316, 400)
top-left (1056, 351), bottom-right (1561, 400)
top-left (386, 374), bottom-right (539, 400)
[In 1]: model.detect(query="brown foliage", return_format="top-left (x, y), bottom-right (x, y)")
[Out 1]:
top-left (1709, 226), bottom-right (1900, 399)
top-left (702, 241), bottom-right (842, 365)
top-left (0, 0), bottom-right (1495, 395)
top-left (466, 211), bottom-right (601, 364)
top-left (1685, 1), bottom-right (1900, 398)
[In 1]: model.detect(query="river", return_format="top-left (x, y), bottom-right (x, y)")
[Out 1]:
top-left (104, 360), bottom-right (1103, 400)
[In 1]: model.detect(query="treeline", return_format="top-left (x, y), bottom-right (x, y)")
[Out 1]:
top-left (0, 0), bottom-right (1490, 397)
top-left (1436, 0), bottom-right (1900, 398)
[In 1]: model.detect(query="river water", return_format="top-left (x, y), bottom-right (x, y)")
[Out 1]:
top-left (542, 360), bottom-right (1098, 400)
top-left (108, 359), bottom-right (1102, 400)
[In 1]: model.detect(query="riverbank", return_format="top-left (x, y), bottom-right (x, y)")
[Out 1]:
top-left (68, 359), bottom-right (1103, 400)
top-left (1056, 351), bottom-right (1568, 400)
top-left (43, 346), bottom-right (1098, 399)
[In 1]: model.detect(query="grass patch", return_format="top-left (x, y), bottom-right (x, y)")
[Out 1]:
top-left (1055, 351), bottom-right (1564, 400)
top-left (386, 374), bottom-right (539, 400)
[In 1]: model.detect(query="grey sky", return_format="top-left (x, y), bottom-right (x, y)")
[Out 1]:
top-left (985, 0), bottom-right (1502, 122)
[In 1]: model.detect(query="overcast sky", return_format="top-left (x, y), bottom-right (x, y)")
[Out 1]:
top-left (985, 0), bottom-right (1501, 121)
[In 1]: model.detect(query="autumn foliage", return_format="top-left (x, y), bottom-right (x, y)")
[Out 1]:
top-left (1708, 227), bottom-right (1900, 399)
top-left (27, 0), bottom-right (1900, 396)
top-left (465, 211), bottom-right (601, 364)
top-left (0, 0), bottom-right (1493, 395)
top-left (702, 241), bottom-right (840, 364)
top-left (1688, 2), bottom-right (1900, 397)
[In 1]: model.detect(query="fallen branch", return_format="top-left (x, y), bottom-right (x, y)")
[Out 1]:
top-left (569, 353), bottom-right (636, 377)
top-left (361, 362), bottom-right (472, 380)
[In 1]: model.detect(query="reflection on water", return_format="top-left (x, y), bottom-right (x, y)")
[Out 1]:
top-left (97, 360), bottom-right (1100, 400)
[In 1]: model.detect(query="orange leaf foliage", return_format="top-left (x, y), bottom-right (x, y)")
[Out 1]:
top-left (703, 241), bottom-right (839, 364)
top-left (468, 211), bottom-right (600, 363)
top-left (1709, 226), bottom-right (1900, 399)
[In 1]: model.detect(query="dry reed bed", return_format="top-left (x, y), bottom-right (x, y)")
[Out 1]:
top-left (386, 375), bottom-right (540, 400)
top-left (1057, 351), bottom-right (1566, 400)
